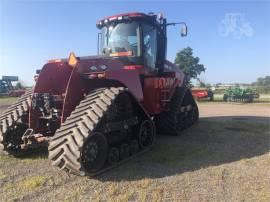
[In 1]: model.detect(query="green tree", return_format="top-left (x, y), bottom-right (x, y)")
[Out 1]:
top-left (252, 76), bottom-right (270, 86)
top-left (15, 81), bottom-right (24, 89)
top-left (174, 47), bottom-right (206, 86)
top-left (251, 76), bottom-right (270, 94)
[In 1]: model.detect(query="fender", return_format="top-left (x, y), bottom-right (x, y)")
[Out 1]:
top-left (106, 69), bottom-right (143, 102)
top-left (62, 59), bottom-right (144, 122)
top-left (60, 69), bottom-right (144, 122)
top-left (60, 70), bottom-right (143, 119)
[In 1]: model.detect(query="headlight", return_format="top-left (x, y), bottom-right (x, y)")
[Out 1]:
top-left (100, 65), bottom-right (108, 70)
top-left (90, 66), bottom-right (97, 71)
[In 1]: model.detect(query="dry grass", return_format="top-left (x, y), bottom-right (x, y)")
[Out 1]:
top-left (19, 175), bottom-right (48, 190)
top-left (0, 170), bottom-right (7, 180)
top-left (2, 175), bottom-right (50, 201)
top-left (0, 101), bottom-right (269, 201)
top-left (0, 97), bottom-right (17, 106)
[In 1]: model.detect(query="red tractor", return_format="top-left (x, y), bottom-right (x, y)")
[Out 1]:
top-left (0, 12), bottom-right (198, 176)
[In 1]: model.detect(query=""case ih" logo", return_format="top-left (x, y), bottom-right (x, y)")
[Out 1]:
top-left (154, 78), bottom-right (175, 89)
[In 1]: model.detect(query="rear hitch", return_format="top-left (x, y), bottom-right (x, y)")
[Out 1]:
top-left (21, 128), bottom-right (49, 150)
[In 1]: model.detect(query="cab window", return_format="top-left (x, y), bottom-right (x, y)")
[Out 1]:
top-left (101, 22), bottom-right (140, 57)
top-left (143, 24), bottom-right (157, 70)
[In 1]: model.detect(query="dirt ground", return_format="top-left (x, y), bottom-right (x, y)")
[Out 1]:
top-left (0, 101), bottom-right (269, 202)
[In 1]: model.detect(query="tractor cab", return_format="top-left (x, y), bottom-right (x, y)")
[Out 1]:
top-left (97, 12), bottom-right (187, 73)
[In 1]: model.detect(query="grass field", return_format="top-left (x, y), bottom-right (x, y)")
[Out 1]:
top-left (0, 97), bottom-right (17, 106)
top-left (0, 99), bottom-right (269, 201)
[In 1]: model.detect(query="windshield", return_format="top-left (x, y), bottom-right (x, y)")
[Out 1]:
top-left (101, 22), bottom-right (140, 57)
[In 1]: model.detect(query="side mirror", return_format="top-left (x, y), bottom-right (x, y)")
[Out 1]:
top-left (181, 24), bottom-right (188, 37)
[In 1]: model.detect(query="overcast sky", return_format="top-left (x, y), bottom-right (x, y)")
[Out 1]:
top-left (0, 0), bottom-right (269, 85)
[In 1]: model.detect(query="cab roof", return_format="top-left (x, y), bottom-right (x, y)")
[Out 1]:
top-left (96, 12), bottom-right (159, 29)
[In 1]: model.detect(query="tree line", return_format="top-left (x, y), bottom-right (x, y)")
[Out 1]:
top-left (251, 76), bottom-right (270, 94)
top-left (175, 47), bottom-right (269, 94)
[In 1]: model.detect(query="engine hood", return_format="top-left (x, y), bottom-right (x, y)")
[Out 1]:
top-left (76, 56), bottom-right (124, 74)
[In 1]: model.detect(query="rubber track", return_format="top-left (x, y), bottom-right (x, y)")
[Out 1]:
top-left (48, 87), bottom-right (128, 176)
top-left (154, 87), bottom-right (198, 135)
top-left (0, 89), bottom-right (32, 153)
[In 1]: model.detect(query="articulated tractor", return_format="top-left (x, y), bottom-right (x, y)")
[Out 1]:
top-left (0, 12), bottom-right (199, 176)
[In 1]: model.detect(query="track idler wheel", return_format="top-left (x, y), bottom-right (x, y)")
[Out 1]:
top-left (138, 120), bottom-right (155, 148)
top-left (108, 147), bottom-right (119, 165)
top-left (81, 132), bottom-right (108, 173)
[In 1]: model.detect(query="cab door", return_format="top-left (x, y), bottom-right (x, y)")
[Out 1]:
top-left (141, 23), bottom-right (178, 114)
top-left (142, 23), bottom-right (163, 114)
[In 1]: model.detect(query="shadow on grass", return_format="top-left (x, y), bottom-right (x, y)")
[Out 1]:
top-left (16, 148), bottom-right (48, 160)
top-left (96, 116), bottom-right (270, 181)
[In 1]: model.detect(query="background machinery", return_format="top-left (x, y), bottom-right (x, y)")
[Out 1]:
top-left (223, 86), bottom-right (259, 102)
top-left (0, 12), bottom-right (199, 176)
top-left (0, 76), bottom-right (26, 97)
top-left (192, 87), bottom-right (214, 101)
